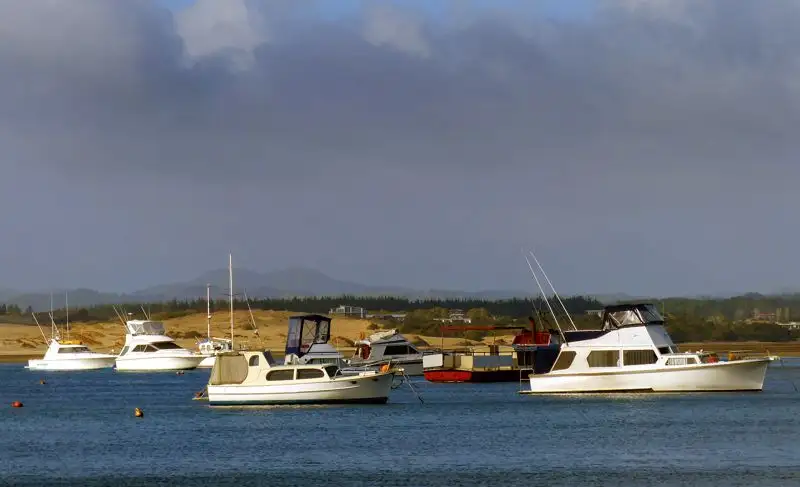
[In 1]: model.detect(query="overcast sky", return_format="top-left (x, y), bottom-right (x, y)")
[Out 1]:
top-left (1, 0), bottom-right (798, 296)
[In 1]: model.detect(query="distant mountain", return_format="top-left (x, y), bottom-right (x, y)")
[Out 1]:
top-left (0, 267), bottom-right (535, 311)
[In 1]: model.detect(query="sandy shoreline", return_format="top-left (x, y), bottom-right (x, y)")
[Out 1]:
top-left (2, 310), bottom-right (797, 363)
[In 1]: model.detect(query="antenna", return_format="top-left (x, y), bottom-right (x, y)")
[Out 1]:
top-left (524, 252), bottom-right (567, 344)
top-left (65, 291), bottom-right (70, 340)
top-left (243, 289), bottom-right (259, 336)
top-left (206, 283), bottom-right (211, 341)
top-left (49, 292), bottom-right (60, 341)
top-left (529, 250), bottom-right (578, 331)
top-left (139, 304), bottom-right (150, 320)
top-left (32, 313), bottom-right (49, 345)
top-left (229, 253), bottom-right (234, 350)
top-left (112, 305), bottom-right (127, 327)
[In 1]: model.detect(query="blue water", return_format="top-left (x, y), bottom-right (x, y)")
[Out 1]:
top-left (1, 361), bottom-right (800, 486)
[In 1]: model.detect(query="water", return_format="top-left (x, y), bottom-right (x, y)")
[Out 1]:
top-left (1, 362), bottom-right (800, 486)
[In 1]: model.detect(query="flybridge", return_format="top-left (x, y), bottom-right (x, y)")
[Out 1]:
top-left (125, 320), bottom-right (166, 336)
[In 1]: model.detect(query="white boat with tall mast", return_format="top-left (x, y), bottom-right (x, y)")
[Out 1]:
top-left (27, 292), bottom-right (116, 371)
top-left (519, 251), bottom-right (771, 394)
top-left (197, 282), bottom-right (233, 369)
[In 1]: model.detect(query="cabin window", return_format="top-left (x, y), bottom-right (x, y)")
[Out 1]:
top-left (587, 350), bottom-right (619, 367)
top-left (266, 369), bottom-right (295, 381)
top-left (551, 351), bottom-right (577, 371)
top-left (145, 345), bottom-right (159, 352)
top-left (658, 347), bottom-right (671, 355)
top-left (666, 357), bottom-right (697, 366)
top-left (132, 345), bottom-right (149, 352)
top-left (297, 368), bottom-right (324, 380)
top-left (152, 341), bottom-right (182, 350)
top-left (623, 350), bottom-right (658, 366)
top-left (248, 355), bottom-right (259, 367)
top-left (120, 346), bottom-right (130, 356)
top-left (324, 365), bottom-right (340, 378)
top-left (58, 347), bottom-right (90, 353)
top-left (384, 345), bottom-right (409, 355)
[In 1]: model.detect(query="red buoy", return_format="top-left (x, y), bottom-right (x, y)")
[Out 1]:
top-left (11, 401), bottom-right (23, 408)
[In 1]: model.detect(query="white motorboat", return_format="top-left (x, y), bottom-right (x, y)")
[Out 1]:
top-left (26, 292), bottom-right (116, 371)
top-left (115, 319), bottom-right (205, 372)
top-left (197, 337), bottom-right (233, 368)
top-left (523, 303), bottom-right (771, 393)
top-left (27, 339), bottom-right (117, 371)
top-left (205, 350), bottom-right (396, 405)
top-left (348, 329), bottom-right (425, 376)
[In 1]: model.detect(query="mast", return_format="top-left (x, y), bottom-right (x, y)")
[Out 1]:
top-left (524, 254), bottom-right (568, 345)
top-left (229, 253), bottom-right (234, 350)
top-left (529, 250), bottom-right (578, 331)
top-left (65, 291), bottom-right (70, 340)
top-left (49, 292), bottom-right (57, 342)
top-left (206, 282), bottom-right (211, 340)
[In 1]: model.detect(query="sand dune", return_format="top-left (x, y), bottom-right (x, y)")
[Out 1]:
top-left (0, 310), bottom-right (477, 357)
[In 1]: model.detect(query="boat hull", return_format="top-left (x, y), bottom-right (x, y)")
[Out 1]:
top-left (197, 355), bottom-right (216, 368)
top-left (424, 369), bottom-right (521, 383)
top-left (115, 355), bottom-right (205, 371)
top-left (27, 356), bottom-right (116, 371)
top-left (525, 358), bottom-right (770, 393)
top-left (207, 372), bottom-right (395, 405)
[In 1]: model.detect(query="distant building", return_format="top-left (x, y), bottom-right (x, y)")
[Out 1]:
top-left (365, 313), bottom-right (407, 322)
top-left (585, 309), bottom-right (603, 318)
top-left (434, 309), bottom-right (473, 324)
top-left (328, 305), bottom-right (366, 319)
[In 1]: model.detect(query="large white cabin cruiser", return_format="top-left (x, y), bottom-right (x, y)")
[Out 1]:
top-left (115, 320), bottom-right (204, 372)
top-left (27, 339), bottom-right (117, 371)
top-left (206, 350), bottom-right (395, 405)
top-left (348, 329), bottom-right (425, 376)
top-left (523, 303), bottom-right (770, 394)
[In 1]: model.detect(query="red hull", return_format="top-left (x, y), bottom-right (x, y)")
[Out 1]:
top-left (424, 369), bottom-right (522, 383)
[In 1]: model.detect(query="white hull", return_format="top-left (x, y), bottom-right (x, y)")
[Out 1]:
top-left (207, 372), bottom-right (394, 405)
top-left (115, 355), bottom-right (205, 371)
top-left (526, 358), bottom-right (770, 393)
top-left (197, 355), bottom-right (216, 368)
top-left (350, 359), bottom-right (423, 376)
top-left (27, 356), bottom-right (116, 371)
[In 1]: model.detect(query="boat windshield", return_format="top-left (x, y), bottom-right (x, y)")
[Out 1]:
top-left (604, 304), bottom-right (664, 328)
top-left (152, 341), bottom-right (183, 350)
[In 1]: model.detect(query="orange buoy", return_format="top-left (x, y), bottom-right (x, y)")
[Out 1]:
top-left (134, 407), bottom-right (144, 418)
top-left (39, 379), bottom-right (46, 385)
top-left (11, 401), bottom-right (23, 408)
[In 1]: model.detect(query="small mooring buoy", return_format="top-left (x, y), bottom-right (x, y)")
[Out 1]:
top-left (11, 401), bottom-right (23, 408)
top-left (176, 371), bottom-right (184, 376)
top-left (39, 379), bottom-right (46, 385)
top-left (134, 407), bottom-right (144, 418)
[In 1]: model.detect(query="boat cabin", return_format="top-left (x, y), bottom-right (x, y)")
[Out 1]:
top-left (283, 314), bottom-right (346, 365)
top-left (126, 320), bottom-right (167, 336)
top-left (352, 329), bottom-right (421, 361)
top-left (210, 350), bottom-right (354, 386)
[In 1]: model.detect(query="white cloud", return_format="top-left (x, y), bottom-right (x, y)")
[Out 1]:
top-left (362, 2), bottom-right (430, 58)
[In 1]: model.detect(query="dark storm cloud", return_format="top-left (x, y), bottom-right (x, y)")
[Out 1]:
top-left (1, 0), bottom-right (799, 295)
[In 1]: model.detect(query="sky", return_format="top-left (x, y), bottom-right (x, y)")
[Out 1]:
top-left (1, 0), bottom-right (799, 297)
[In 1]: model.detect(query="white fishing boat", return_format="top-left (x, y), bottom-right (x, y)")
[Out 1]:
top-left (519, 251), bottom-right (770, 394)
top-left (206, 350), bottom-right (396, 405)
top-left (26, 293), bottom-right (116, 371)
top-left (115, 319), bottom-right (204, 371)
top-left (524, 302), bottom-right (770, 393)
top-left (348, 329), bottom-right (425, 376)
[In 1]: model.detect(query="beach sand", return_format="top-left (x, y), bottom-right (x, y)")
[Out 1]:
top-left (0, 310), bottom-right (480, 362)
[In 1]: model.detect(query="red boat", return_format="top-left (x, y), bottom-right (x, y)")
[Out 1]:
top-left (422, 319), bottom-right (557, 383)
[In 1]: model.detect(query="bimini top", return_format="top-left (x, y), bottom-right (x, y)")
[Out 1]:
top-left (602, 303), bottom-right (664, 329)
top-left (126, 320), bottom-right (166, 336)
top-left (285, 314), bottom-right (331, 357)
